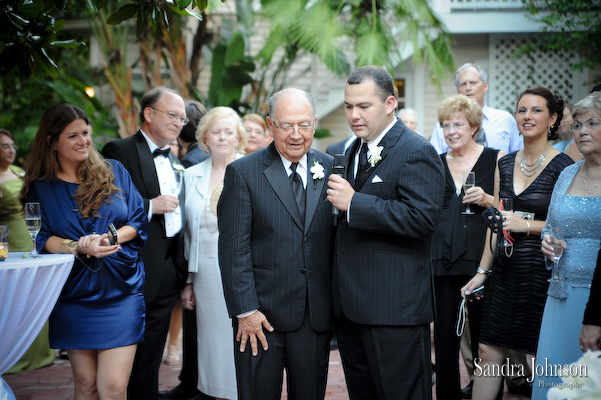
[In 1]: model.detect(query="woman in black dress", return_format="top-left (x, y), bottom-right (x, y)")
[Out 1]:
top-left (461, 87), bottom-right (574, 399)
top-left (431, 94), bottom-right (504, 399)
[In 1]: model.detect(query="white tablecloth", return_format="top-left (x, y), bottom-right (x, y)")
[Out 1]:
top-left (0, 252), bottom-right (74, 399)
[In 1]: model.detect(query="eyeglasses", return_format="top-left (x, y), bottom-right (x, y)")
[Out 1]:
top-left (570, 118), bottom-right (601, 132)
top-left (273, 122), bottom-right (314, 135)
top-left (150, 107), bottom-right (189, 125)
top-left (1, 144), bottom-right (18, 151)
top-left (442, 123), bottom-right (469, 132)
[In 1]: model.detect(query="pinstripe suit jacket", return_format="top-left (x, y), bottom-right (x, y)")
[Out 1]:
top-left (218, 143), bottom-right (335, 333)
top-left (334, 120), bottom-right (445, 326)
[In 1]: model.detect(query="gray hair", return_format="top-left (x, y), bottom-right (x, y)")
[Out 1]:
top-left (397, 107), bottom-right (418, 119)
top-left (268, 88), bottom-right (316, 120)
top-left (572, 92), bottom-right (601, 120)
top-left (454, 63), bottom-right (489, 88)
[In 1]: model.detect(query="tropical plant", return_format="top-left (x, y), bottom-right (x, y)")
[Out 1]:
top-left (518, 0), bottom-right (600, 75)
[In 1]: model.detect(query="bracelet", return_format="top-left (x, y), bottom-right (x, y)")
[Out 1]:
top-left (525, 219), bottom-right (531, 236)
top-left (477, 267), bottom-right (492, 276)
top-left (59, 239), bottom-right (78, 256)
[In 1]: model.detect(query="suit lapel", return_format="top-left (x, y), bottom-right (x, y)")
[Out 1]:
top-left (133, 132), bottom-right (161, 198)
top-left (344, 137), bottom-right (360, 187)
top-left (353, 121), bottom-right (404, 191)
top-left (263, 145), bottom-right (304, 230)
top-left (304, 150), bottom-right (325, 234)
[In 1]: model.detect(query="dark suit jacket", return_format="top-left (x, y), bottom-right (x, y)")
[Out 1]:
top-left (583, 247), bottom-right (601, 326)
top-left (218, 143), bottom-right (335, 332)
top-left (334, 120), bottom-right (444, 326)
top-left (102, 131), bottom-right (188, 302)
top-left (326, 140), bottom-right (348, 157)
top-left (182, 142), bottom-right (209, 168)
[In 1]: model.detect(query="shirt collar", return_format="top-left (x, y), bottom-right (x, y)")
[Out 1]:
top-left (140, 129), bottom-right (169, 154)
top-left (279, 152), bottom-right (308, 176)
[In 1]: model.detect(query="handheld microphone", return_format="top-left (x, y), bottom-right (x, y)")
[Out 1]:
top-left (332, 154), bottom-right (346, 226)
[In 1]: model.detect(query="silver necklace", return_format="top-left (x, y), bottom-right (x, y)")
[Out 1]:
top-left (579, 168), bottom-right (601, 195)
top-left (520, 145), bottom-right (550, 177)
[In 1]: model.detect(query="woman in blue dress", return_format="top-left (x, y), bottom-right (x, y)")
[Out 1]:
top-left (21, 104), bottom-right (148, 400)
top-left (532, 92), bottom-right (601, 399)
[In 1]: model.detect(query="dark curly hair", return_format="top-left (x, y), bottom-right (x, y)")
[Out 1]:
top-left (516, 87), bottom-right (564, 141)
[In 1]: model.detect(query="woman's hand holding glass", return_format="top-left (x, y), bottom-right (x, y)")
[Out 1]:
top-left (462, 186), bottom-right (494, 209)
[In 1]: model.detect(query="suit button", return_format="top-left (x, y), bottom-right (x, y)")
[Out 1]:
top-left (301, 268), bottom-right (307, 274)
top-left (304, 236), bottom-right (309, 242)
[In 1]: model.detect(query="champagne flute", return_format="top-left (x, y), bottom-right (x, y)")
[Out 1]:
top-left (25, 202), bottom-right (42, 258)
top-left (462, 172), bottom-right (476, 215)
top-left (548, 227), bottom-right (565, 282)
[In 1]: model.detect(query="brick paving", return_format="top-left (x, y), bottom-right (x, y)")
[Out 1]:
top-left (4, 345), bottom-right (530, 400)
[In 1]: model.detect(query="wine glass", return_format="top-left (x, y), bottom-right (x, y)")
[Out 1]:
top-left (548, 227), bottom-right (565, 282)
top-left (462, 172), bottom-right (476, 215)
top-left (25, 202), bottom-right (42, 258)
top-left (171, 171), bottom-right (183, 197)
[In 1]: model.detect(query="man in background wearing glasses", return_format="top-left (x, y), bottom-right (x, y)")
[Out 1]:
top-left (103, 86), bottom-right (189, 400)
top-left (218, 88), bottom-right (335, 400)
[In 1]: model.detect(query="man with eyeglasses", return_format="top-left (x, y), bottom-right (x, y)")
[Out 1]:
top-left (103, 86), bottom-right (189, 400)
top-left (218, 88), bottom-right (335, 400)
top-left (430, 63), bottom-right (523, 155)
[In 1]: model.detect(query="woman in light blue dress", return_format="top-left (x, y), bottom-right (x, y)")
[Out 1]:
top-left (533, 92), bottom-right (601, 399)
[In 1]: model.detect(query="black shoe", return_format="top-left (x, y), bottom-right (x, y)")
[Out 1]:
top-left (507, 381), bottom-right (532, 397)
top-left (158, 383), bottom-right (202, 400)
top-left (461, 381), bottom-right (473, 399)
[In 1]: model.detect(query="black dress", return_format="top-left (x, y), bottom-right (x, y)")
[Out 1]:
top-left (432, 147), bottom-right (499, 400)
top-left (479, 152), bottom-right (573, 354)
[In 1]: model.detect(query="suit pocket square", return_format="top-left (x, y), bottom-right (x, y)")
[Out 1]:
top-left (371, 175), bottom-right (383, 183)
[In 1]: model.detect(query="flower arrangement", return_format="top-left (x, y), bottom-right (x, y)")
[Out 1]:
top-left (547, 350), bottom-right (601, 400)
top-left (368, 146), bottom-right (384, 167)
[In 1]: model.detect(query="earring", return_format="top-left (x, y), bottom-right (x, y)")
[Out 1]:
top-left (548, 126), bottom-right (552, 137)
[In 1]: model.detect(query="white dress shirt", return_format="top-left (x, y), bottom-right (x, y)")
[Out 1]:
top-left (140, 130), bottom-right (182, 237)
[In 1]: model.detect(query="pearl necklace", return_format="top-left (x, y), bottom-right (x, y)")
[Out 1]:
top-left (579, 168), bottom-right (601, 195)
top-left (520, 145), bottom-right (550, 177)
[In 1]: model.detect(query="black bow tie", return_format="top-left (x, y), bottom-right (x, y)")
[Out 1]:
top-left (153, 148), bottom-right (171, 158)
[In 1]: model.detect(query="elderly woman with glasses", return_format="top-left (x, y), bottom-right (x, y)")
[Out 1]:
top-left (430, 95), bottom-right (504, 399)
top-left (530, 91), bottom-right (601, 399)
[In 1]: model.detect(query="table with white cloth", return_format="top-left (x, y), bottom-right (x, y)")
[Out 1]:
top-left (0, 252), bottom-right (74, 400)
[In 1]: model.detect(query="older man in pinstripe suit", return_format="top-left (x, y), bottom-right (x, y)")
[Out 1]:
top-left (327, 66), bottom-right (445, 400)
top-left (218, 88), bottom-right (335, 400)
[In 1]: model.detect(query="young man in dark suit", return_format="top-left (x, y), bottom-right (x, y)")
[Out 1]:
top-left (327, 65), bottom-right (445, 399)
top-left (102, 87), bottom-right (188, 400)
top-left (218, 88), bottom-right (335, 400)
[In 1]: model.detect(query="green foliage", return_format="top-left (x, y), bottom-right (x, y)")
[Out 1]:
top-left (518, 0), bottom-right (600, 74)
top-left (0, 0), bottom-right (85, 78)
top-left (0, 31), bottom-right (118, 164)
top-left (257, 0), bottom-right (456, 87)
top-left (208, 31), bottom-right (256, 112)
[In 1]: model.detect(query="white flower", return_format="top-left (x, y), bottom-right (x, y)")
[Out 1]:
top-left (172, 161), bottom-right (186, 172)
top-left (368, 146), bottom-right (384, 167)
top-left (310, 160), bottom-right (325, 180)
top-left (547, 350), bottom-right (601, 400)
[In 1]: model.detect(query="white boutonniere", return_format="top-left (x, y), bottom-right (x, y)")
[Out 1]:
top-left (172, 161), bottom-right (186, 172)
top-left (310, 160), bottom-right (325, 181)
top-left (368, 146), bottom-right (384, 168)
top-left (310, 160), bottom-right (324, 189)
